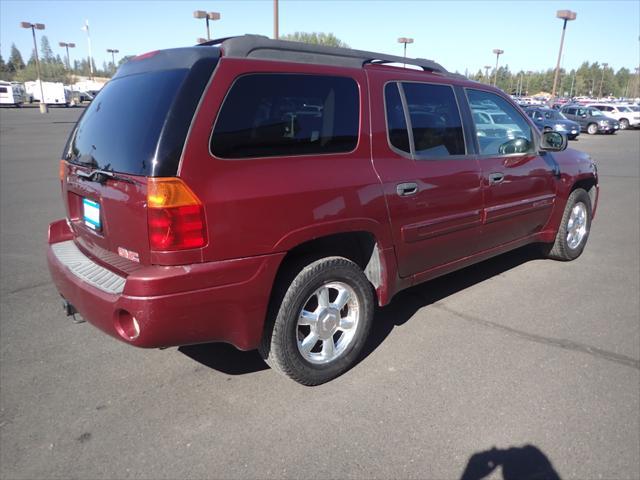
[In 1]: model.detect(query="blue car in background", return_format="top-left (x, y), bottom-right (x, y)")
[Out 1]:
top-left (524, 107), bottom-right (581, 140)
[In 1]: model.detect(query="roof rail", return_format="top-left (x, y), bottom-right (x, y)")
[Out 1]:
top-left (204, 34), bottom-right (450, 73)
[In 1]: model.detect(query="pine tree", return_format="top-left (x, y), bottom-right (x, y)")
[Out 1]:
top-left (8, 43), bottom-right (25, 71)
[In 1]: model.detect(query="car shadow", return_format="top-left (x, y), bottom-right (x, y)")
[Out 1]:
top-left (180, 245), bottom-right (541, 376)
top-left (459, 444), bottom-right (561, 480)
top-left (360, 244), bottom-right (541, 362)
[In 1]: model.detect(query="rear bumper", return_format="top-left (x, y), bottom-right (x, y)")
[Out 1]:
top-left (47, 219), bottom-right (284, 350)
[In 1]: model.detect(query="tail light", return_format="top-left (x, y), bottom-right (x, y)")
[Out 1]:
top-left (147, 178), bottom-right (207, 251)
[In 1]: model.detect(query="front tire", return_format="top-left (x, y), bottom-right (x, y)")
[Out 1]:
top-left (587, 123), bottom-right (598, 135)
top-left (619, 118), bottom-right (629, 130)
top-left (260, 257), bottom-right (374, 385)
top-left (544, 188), bottom-right (592, 261)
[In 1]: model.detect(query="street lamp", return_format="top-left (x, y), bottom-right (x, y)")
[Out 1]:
top-left (598, 63), bottom-right (608, 99)
top-left (492, 49), bottom-right (504, 87)
top-left (193, 10), bottom-right (220, 41)
top-left (484, 65), bottom-right (491, 83)
top-left (20, 21), bottom-right (47, 113)
top-left (58, 41), bottom-right (76, 70)
top-left (80, 20), bottom-right (94, 80)
top-left (551, 9), bottom-right (577, 99)
top-left (397, 37), bottom-right (414, 59)
top-left (106, 48), bottom-right (119, 73)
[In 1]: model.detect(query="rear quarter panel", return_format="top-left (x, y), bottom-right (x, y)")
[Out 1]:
top-left (178, 58), bottom-right (393, 262)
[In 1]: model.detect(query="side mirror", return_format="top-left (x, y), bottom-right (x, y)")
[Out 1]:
top-left (540, 131), bottom-right (567, 152)
top-left (498, 137), bottom-right (532, 155)
top-left (580, 114), bottom-right (587, 118)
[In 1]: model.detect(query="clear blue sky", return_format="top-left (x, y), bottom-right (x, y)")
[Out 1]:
top-left (1, 0), bottom-right (639, 74)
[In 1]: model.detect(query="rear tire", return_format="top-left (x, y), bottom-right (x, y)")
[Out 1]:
top-left (259, 257), bottom-right (374, 386)
top-left (544, 188), bottom-right (592, 261)
top-left (587, 123), bottom-right (598, 135)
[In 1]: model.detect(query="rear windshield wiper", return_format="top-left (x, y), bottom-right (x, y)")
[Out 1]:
top-left (76, 169), bottom-right (134, 185)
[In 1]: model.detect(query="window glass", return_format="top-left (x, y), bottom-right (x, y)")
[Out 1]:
top-left (0, 87), bottom-right (7, 93)
top-left (401, 83), bottom-right (465, 157)
top-left (467, 89), bottom-right (533, 155)
top-left (589, 109), bottom-right (604, 117)
top-left (211, 74), bottom-right (359, 159)
top-left (565, 107), bottom-right (576, 115)
top-left (384, 83), bottom-right (410, 153)
top-left (617, 106), bottom-right (630, 112)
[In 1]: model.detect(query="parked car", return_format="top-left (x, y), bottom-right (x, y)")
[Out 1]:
top-left (0, 80), bottom-right (25, 106)
top-left (47, 35), bottom-right (599, 385)
top-left (69, 90), bottom-right (94, 105)
top-left (586, 103), bottom-right (640, 130)
top-left (524, 107), bottom-right (580, 140)
top-left (560, 104), bottom-right (619, 135)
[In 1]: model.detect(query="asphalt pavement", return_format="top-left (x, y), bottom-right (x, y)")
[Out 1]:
top-left (1, 106), bottom-right (638, 480)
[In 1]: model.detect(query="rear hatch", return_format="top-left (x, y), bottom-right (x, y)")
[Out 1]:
top-left (60, 47), bottom-right (219, 272)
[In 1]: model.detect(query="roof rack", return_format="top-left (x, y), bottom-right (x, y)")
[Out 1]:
top-left (197, 34), bottom-right (450, 74)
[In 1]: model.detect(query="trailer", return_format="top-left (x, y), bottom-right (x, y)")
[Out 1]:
top-left (0, 81), bottom-right (25, 106)
top-left (24, 81), bottom-right (71, 106)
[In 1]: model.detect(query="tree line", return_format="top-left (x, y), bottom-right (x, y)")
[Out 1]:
top-left (471, 63), bottom-right (639, 98)
top-left (0, 36), bottom-right (133, 83)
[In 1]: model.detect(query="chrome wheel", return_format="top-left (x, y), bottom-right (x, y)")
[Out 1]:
top-left (296, 282), bottom-right (360, 365)
top-left (587, 123), bottom-right (598, 135)
top-left (566, 202), bottom-right (588, 249)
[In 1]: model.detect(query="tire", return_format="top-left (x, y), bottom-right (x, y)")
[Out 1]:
top-left (619, 118), bottom-right (629, 130)
top-left (544, 188), bottom-right (592, 261)
top-left (587, 123), bottom-right (598, 135)
top-left (259, 256), bottom-right (374, 385)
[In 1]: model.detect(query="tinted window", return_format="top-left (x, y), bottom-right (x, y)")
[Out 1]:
top-left (384, 83), bottom-right (410, 153)
top-left (467, 89), bottom-right (533, 155)
top-left (0, 87), bottom-right (7, 93)
top-left (65, 69), bottom-right (190, 175)
top-left (211, 74), bottom-right (359, 159)
top-left (565, 107), bottom-right (576, 115)
top-left (401, 83), bottom-right (465, 157)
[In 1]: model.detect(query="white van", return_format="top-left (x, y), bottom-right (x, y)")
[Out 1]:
top-left (587, 103), bottom-right (640, 130)
top-left (24, 81), bottom-right (70, 106)
top-left (0, 81), bottom-right (25, 106)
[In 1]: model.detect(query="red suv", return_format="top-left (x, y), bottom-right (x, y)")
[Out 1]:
top-left (48, 35), bottom-right (599, 385)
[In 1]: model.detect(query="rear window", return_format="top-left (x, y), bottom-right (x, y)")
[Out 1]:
top-left (210, 74), bottom-right (359, 159)
top-left (65, 69), bottom-right (190, 175)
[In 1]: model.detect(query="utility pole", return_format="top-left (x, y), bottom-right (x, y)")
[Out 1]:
top-left (484, 65), bottom-right (491, 83)
top-left (81, 20), bottom-right (94, 80)
top-left (598, 63), bottom-right (608, 99)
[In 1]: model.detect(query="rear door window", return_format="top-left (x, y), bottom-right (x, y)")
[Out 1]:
top-left (401, 83), bottom-right (466, 157)
top-left (210, 74), bottom-right (359, 159)
top-left (384, 83), bottom-right (410, 153)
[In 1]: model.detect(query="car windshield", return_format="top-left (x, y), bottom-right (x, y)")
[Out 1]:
top-left (629, 106), bottom-right (640, 112)
top-left (589, 109), bottom-right (604, 117)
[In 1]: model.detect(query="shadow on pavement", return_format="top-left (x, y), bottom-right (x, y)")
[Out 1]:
top-left (179, 343), bottom-right (269, 375)
top-left (460, 444), bottom-right (561, 480)
top-left (180, 245), bottom-right (540, 376)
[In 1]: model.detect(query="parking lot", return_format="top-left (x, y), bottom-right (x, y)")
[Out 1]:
top-left (1, 106), bottom-right (638, 479)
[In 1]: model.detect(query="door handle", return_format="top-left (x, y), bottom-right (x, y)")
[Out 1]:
top-left (488, 172), bottom-right (505, 185)
top-left (396, 182), bottom-right (419, 197)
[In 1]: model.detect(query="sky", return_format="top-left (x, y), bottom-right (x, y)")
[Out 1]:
top-left (1, 0), bottom-right (639, 75)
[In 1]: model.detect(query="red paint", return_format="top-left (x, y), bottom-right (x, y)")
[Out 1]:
top-left (47, 54), bottom-right (598, 351)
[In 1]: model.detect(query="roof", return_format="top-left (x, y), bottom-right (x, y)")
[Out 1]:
top-left (198, 34), bottom-right (459, 77)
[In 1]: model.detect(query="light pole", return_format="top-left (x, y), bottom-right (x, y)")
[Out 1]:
top-left (397, 37), bottom-right (414, 60)
top-left (20, 21), bottom-right (47, 113)
top-left (81, 20), bottom-right (94, 80)
top-left (273, 0), bottom-right (279, 39)
top-left (58, 41), bottom-right (75, 70)
top-left (484, 65), bottom-right (491, 83)
top-left (551, 10), bottom-right (577, 99)
top-left (598, 63), bottom-right (608, 99)
top-left (193, 10), bottom-right (220, 41)
top-left (106, 48), bottom-right (119, 73)
top-left (525, 71), bottom-right (532, 96)
top-left (492, 49), bottom-right (504, 87)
